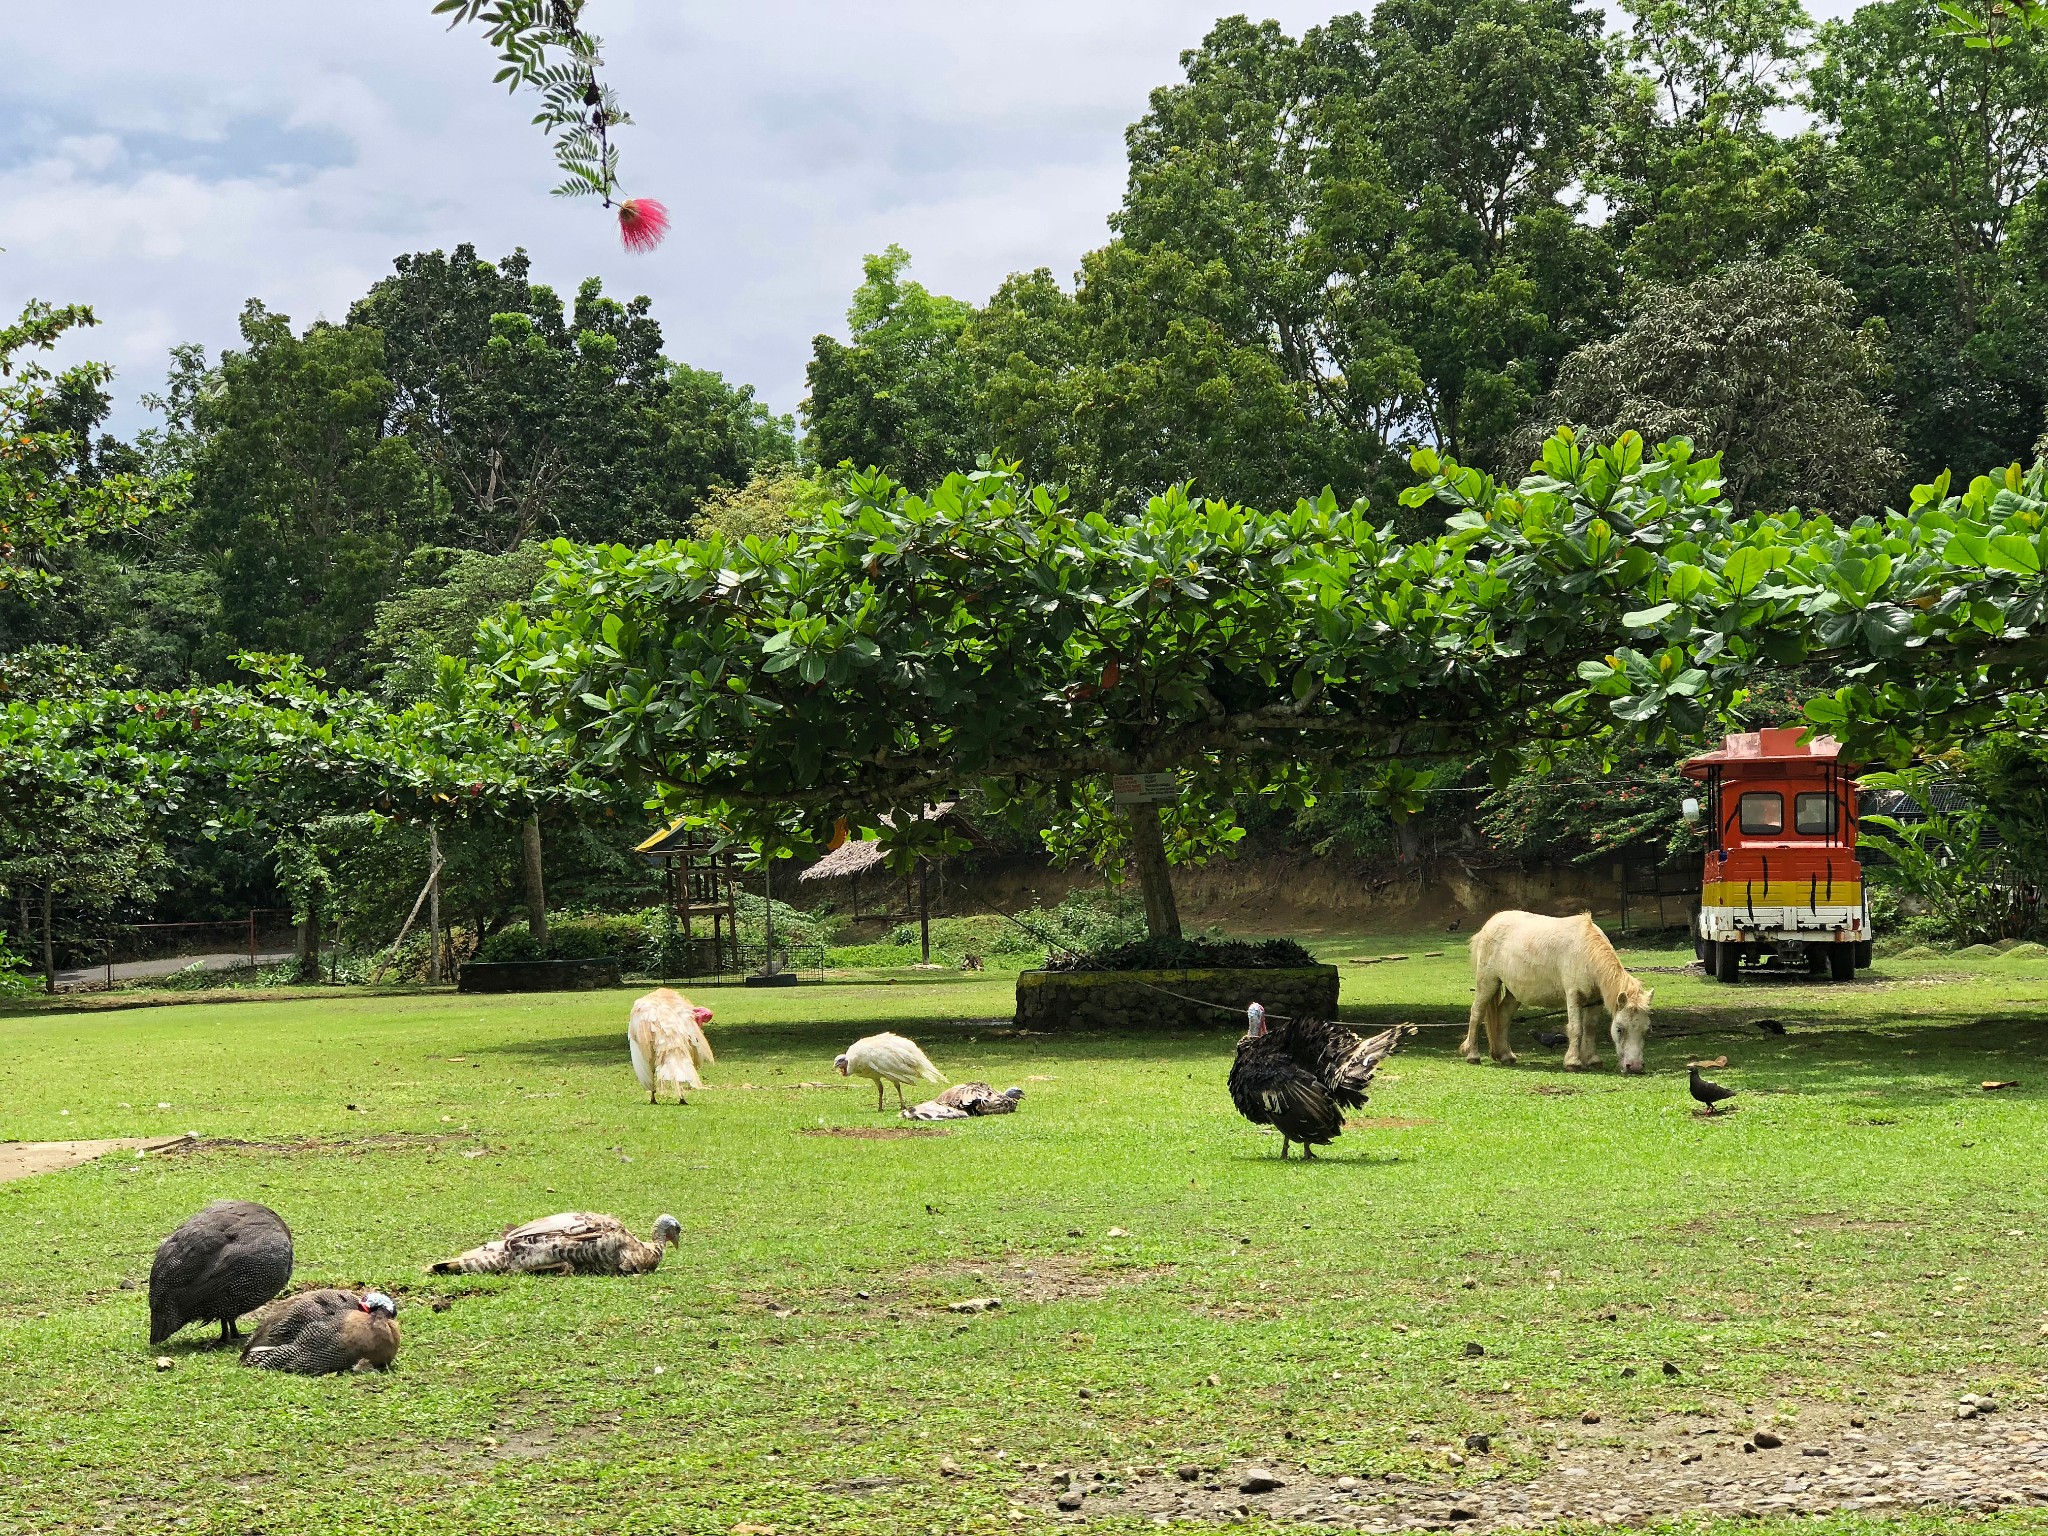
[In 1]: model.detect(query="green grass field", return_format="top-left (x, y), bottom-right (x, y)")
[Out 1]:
top-left (4, 937), bottom-right (2048, 1534)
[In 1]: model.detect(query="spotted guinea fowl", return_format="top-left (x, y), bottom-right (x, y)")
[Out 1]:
top-left (1228, 1003), bottom-right (1415, 1158)
top-left (241, 1289), bottom-right (399, 1374)
top-left (835, 1032), bottom-right (945, 1112)
top-left (427, 1211), bottom-right (681, 1276)
top-left (902, 1082), bottom-right (1024, 1121)
top-left (149, 1200), bottom-right (294, 1346)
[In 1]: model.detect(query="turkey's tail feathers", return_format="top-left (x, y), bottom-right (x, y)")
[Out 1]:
top-left (1331, 1022), bottom-right (1414, 1103)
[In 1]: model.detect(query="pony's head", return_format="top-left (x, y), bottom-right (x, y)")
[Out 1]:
top-left (1610, 981), bottom-right (1654, 1074)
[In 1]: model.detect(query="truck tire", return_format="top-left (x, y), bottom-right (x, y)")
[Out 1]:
top-left (1829, 944), bottom-right (1855, 982)
top-left (1807, 947), bottom-right (1830, 976)
top-left (1854, 940), bottom-right (1873, 969)
top-left (1713, 941), bottom-right (1741, 983)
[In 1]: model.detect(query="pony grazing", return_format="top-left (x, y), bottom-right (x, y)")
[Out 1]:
top-left (1464, 911), bottom-right (1653, 1074)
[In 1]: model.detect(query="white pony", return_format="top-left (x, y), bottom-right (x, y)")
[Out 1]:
top-left (1464, 911), bottom-right (1653, 1074)
top-left (628, 987), bottom-right (715, 1103)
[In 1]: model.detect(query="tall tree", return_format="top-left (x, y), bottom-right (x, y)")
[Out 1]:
top-left (1527, 257), bottom-right (1904, 514)
top-left (1808, 0), bottom-right (2048, 476)
top-left (803, 246), bottom-right (983, 486)
top-left (186, 303), bottom-right (431, 682)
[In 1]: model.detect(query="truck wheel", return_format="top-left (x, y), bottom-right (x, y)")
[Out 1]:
top-left (1806, 947), bottom-right (1829, 976)
top-left (1713, 941), bottom-right (1741, 983)
top-left (1854, 940), bottom-right (1873, 969)
top-left (1829, 945), bottom-right (1855, 982)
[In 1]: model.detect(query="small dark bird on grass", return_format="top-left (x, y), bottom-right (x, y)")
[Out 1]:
top-left (1690, 1065), bottom-right (1738, 1114)
top-left (241, 1289), bottom-right (399, 1375)
top-left (149, 1201), bottom-right (293, 1347)
top-left (1754, 1018), bottom-right (1786, 1035)
top-left (1534, 1030), bottom-right (1568, 1049)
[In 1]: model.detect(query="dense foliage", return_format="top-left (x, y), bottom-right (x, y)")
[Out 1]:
top-left (1042, 936), bottom-right (1319, 973)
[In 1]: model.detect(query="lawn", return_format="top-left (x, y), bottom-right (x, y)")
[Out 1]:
top-left (3, 937), bottom-right (2048, 1535)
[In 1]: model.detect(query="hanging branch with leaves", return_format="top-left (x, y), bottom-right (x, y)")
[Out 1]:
top-left (435, 0), bottom-right (669, 252)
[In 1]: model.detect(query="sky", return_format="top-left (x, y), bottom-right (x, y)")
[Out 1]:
top-left (3, 1), bottom-right (1859, 439)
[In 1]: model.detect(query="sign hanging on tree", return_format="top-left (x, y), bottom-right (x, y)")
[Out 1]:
top-left (1112, 773), bottom-right (1180, 805)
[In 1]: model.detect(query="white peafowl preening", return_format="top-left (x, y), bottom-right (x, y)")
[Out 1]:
top-left (628, 988), bottom-right (715, 1104)
top-left (835, 1032), bottom-right (945, 1112)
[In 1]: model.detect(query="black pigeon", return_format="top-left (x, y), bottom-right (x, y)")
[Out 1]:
top-left (1229, 1004), bottom-right (1414, 1158)
top-left (1754, 1018), bottom-right (1787, 1035)
top-left (1534, 1030), bottom-right (1568, 1048)
top-left (1689, 1065), bottom-right (1738, 1115)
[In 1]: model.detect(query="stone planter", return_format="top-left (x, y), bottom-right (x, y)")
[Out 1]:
top-left (1014, 964), bottom-right (1338, 1031)
top-left (457, 958), bottom-right (623, 994)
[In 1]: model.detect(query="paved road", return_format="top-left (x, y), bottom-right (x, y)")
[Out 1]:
top-left (55, 950), bottom-right (298, 986)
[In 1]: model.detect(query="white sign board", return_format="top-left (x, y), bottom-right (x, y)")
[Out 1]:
top-left (1112, 772), bottom-right (1180, 805)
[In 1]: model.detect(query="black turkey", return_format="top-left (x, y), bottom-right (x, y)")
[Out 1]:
top-left (1229, 1003), bottom-right (1414, 1158)
top-left (149, 1200), bottom-right (294, 1346)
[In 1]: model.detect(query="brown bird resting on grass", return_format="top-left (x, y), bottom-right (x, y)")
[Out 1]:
top-left (428, 1212), bottom-right (681, 1276)
top-left (902, 1082), bottom-right (1024, 1121)
top-left (149, 1201), bottom-right (294, 1346)
top-left (1228, 1003), bottom-right (1415, 1158)
top-left (1690, 1065), bottom-right (1739, 1115)
top-left (241, 1290), bottom-right (399, 1375)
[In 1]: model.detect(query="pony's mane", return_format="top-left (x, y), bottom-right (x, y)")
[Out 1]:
top-left (1578, 913), bottom-right (1646, 1009)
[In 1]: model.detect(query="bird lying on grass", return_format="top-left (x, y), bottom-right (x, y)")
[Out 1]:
top-left (429, 1212), bottom-right (681, 1276)
top-left (836, 1032), bottom-right (945, 1111)
top-left (1229, 1003), bottom-right (1415, 1159)
top-left (241, 1289), bottom-right (399, 1375)
top-left (902, 1083), bottom-right (1024, 1120)
top-left (1690, 1065), bottom-right (1739, 1115)
top-left (628, 987), bottom-right (714, 1104)
top-left (149, 1200), bottom-right (294, 1347)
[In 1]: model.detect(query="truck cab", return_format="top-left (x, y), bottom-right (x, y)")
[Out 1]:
top-left (1682, 727), bottom-right (1869, 982)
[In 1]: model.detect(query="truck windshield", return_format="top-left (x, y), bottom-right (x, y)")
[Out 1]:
top-left (1738, 792), bottom-right (1784, 835)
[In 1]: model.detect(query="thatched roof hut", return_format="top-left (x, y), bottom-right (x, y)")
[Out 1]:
top-left (798, 802), bottom-right (957, 885)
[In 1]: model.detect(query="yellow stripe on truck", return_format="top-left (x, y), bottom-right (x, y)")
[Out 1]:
top-left (1701, 882), bottom-right (1862, 907)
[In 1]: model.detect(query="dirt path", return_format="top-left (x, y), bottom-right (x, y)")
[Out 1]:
top-left (0, 1135), bottom-right (194, 1184)
top-left (1039, 1399), bottom-right (2048, 1528)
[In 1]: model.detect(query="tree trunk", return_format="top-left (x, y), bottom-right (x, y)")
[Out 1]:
top-left (918, 859), bottom-right (931, 963)
top-left (428, 824), bottom-right (444, 985)
top-left (521, 814), bottom-right (548, 947)
top-left (299, 894), bottom-right (321, 984)
top-left (1125, 801), bottom-right (1182, 940)
top-left (40, 886), bottom-right (55, 994)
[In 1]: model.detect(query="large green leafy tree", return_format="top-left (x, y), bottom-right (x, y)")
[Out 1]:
top-left (1808, 0), bottom-right (2048, 477)
top-left (803, 246), bottom-right (984, 488)
top-left (184, 303), bottom-right (432, 684)
top-left (351, 246), bottom-right (790, 550)
top-left (1599, 0), bottom-right (1822, 282)
top-left (1526, 257), bottom-right (1904, 515)
top-left (478, 447), bottom-right (1756, 939)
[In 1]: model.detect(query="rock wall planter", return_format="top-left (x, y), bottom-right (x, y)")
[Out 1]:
top-left (1014, 964), bottom-right (1338, 1030)
top-left (457, 958), bottom-right (623, 993)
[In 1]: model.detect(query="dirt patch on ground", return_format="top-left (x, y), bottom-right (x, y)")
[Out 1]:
top-left (798, 1126), bottom-right (951, 1140)
top-left (1529, 1085), bottom-right (1581, 1098)
top-left (0, 1135), bottom-right (193, 1183)
top-left (153, 1132), bottom-right (462, 1157)
top-left (1041, 1398), bottom-right (2048, 1528)
top-left (1347, 1116), bottom-right (1436, 1130)
top-left (912, 1252), bottom-right (1174, 1307)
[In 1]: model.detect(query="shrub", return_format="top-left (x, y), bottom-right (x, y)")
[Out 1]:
top-left (827, 943), bottom-right (926, 969)
top-left (1044, 936), bottom-right (1318, 973)
top-left (883, 913), bottom-right (1038, 957)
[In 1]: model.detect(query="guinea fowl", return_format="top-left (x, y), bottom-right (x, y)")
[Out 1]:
top-left (149, 1201), bottom-right (294, 1346)
top-left (1690, 1065), bottom-right (1739, 1115)
top-left (902, 1082), bottom-right (1024, 1121)
top-left (835, 1032), bottom-right (945, 1112)
top-left (1229, 1003), bottom-right (1415, 1159)
top-left (241, 1289), bottom-right (399, 1375)
top-left (428, 1212), bottom-right (681, 1276)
